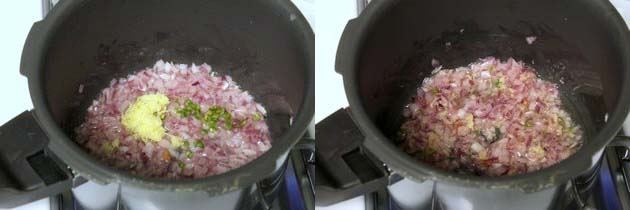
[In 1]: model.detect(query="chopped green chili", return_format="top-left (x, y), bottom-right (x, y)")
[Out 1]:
top-left (237, 119), bottom-right (248, 128)
top-left (182, 141), bottom-right (190, 148)
top-left (492, 127), bottom-right (502, 142)
top-left (176, 98), bottom-right (242, 134)
top-left (493, 79), bottom-right (503, 88)
top-left (558, 116), bottom-right (566, 128)
top-left (186, 150), bottom-right (194, 159)
top-left (253, 113), bottom-right (262, 121)
top-left (178, 162), bottom-right (185, 169)
top-left (223, 113), bottom-right (233, 130)
top-left (418, 148), bottom-right (437, 159)
top-left (176, 99), bottom-right (202, 118)
top-left (194, 140), bottom-right (205, 149)
top-left (525, 120), bottom-right (534, 128)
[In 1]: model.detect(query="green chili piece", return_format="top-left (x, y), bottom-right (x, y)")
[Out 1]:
top-left (186, 150), bottom-right (194, 159)
top-left (493, 79), bottom-right (502, 88)
top-left (175, 107), bottom-right (187, 117)
top-left (177, 99), bottom-right (203, 118)
top-left (209, 121), bottom-right (218, 131)
top-left (525, 120), bottom-right (534, 128)
top-left (178, 162), bottom-right (185, 169)
top-left (493, 127), bottom-right (502, 142)
top-left (177, 99), bottom-right (239, 133)
top-left (237, 119), bottom-right (248, 128)
top-left (225, 121), bottom-right (233, 130)
top-left (194, 140), bottom-right (205, 149)
top-left (558, 116), bottom-right (566, 128)
top-left (253, 113), bottom-right (262, 121)
top-left (223, 112), bottom-right (233, 130)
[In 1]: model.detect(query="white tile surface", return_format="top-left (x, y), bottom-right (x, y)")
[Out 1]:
top-left (612, 0), bottom-right (630, 139)
top-left (316, 196), bottom-right (365, 210)
top-left (314, 0), bottom-right (356, 122)
top-left (314, 0), bottom-right (366, 209)
top-left (0, 1), bottom-right (50, 209)
top-left (293, 0), bottom-right (315, 27)
top-left (0, 1), bottom-right (39, 125)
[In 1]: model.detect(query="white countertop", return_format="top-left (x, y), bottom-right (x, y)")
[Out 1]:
top-left (0, 1), bottom-right (48, 208)
top-left (314, 0), bottom-right (366, 209)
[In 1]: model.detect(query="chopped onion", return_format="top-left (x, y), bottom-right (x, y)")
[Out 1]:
top-left (526, 36), bottom-right (537, 45)
top-left (75, 60), bottom-right (271, 179)
top-left (400, 57), bottom-right (582, 176)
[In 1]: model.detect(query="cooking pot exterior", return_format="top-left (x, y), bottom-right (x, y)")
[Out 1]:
top-left (330, 0), bottom-right (630, 208)
top-left (0, 0), bottom-right (314, 208)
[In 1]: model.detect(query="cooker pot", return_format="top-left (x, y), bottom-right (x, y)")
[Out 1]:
top-left (316, 0), bottom-right (630, 209)
top-left (0, 0), bottom-right (313, 209)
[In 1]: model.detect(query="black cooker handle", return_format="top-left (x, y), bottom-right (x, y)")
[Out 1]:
top-left (335, 18), bottom-right (360, 75)
top-left (314, 108), bottom-right (390, 207)
top-left (294, 136), bottom-right (315, 151)
top-left (0, 111), bottom-right (74, 208)
top-left (610, 135), bottom-right (630, 148)
top-left (20, 20), bottom-right (44, 78)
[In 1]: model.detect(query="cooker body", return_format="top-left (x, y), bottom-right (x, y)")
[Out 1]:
top-left (316, 0), bottom-right (630, 207)
top-left (0, 0), bottom-right (314, 208)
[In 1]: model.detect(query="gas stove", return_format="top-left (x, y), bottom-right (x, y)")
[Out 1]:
top-left (338, 145), bottom-right (629, 210)
top-left (47, 146), bottom-right (314, 210)
top-left (352, 147), bottom-right (630, 210)
top-left (314, 0), bottom-right (630, 210)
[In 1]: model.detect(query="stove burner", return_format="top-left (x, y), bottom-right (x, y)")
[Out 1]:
top-left (360, 149), bottom-right (630, 210)
top-left (48, 148), bottom-right (313, 210)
